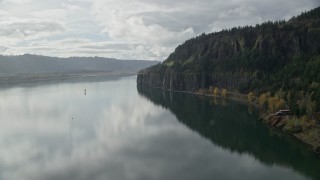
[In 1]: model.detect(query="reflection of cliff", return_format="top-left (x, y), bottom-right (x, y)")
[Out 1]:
top-left (137, 86), bottom-right (320, 180)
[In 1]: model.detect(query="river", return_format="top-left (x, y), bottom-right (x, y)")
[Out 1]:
top-left (0, 76), bottom-right (319, 180)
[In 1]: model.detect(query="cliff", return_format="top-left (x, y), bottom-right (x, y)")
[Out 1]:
top-left (137, 7), bottom-right (320, 116)
top-left (137, 71), bottom-right (251, 92)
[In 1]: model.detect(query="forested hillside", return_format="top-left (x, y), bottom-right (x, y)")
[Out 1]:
top-left (138, 7), bottom-right (320, 117)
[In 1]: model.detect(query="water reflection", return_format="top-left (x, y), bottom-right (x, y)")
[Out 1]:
top-left (0, 76), bottom-right (318, 180)
top-left (137, 86), bottom-right (320, 180)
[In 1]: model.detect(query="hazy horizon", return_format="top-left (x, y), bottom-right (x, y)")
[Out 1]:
top-left (0, 53), bottom-right (159, 61)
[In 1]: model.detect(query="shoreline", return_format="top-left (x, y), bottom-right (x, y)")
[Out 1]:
top-left (0, 71), bottom-right (137, 84)
top-left (142, 86), bottom-right (320, 155)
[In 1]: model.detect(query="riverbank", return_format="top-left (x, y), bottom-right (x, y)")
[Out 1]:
top-left (0, 71), bottom-right (137, 83)
top-left (261, 113), bottom-right (320, 154)
top-left (202, 91), bottom-right (320, 155)
top-left (203, 91), bottom-right (320, 155)
top-left (142, 86), bottom-right (320, 155)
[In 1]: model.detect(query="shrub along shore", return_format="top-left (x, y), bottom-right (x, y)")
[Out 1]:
top-left (187, 87), bottom-right (320, 155)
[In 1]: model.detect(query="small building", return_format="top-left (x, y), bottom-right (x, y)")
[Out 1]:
top-left (275, 109), bottom-right (291, 116)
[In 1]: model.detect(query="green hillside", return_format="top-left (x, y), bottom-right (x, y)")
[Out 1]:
top-left (138, 7), bottom-right (320, 117)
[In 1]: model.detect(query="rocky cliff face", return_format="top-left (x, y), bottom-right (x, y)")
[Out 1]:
top-left (137, 7), bottom-right (320, 94)
top-left (137, 71), bottom-right (251, 92)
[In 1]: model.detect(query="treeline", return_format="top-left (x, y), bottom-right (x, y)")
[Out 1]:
top-left (141, 7), bottom-right (320, 118)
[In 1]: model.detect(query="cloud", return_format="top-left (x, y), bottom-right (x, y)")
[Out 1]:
top-left (2, 0), bottom-right (30, 4)
top-left (91, 0), bottom-right (319, 60)
top-left (0, 19), bottom-right (64, 38)
top-left (93, 0), bottom-right (320, 33)
top-left (91, 0), bottom-right (197, 59)
top-left (0, 19), bottom-right (65, 50)
top-left (31, 9), bottom-right (67, 22)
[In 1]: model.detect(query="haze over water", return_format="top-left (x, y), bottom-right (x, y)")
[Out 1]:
top-left (0, 76), bottom-right (319, 180)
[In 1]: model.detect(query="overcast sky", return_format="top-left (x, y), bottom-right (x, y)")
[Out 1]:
top-left (0, 0), bottom-right (319, 60)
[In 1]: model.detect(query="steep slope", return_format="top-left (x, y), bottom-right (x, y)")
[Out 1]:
top-left (138, 7), bottom-right (320, 116)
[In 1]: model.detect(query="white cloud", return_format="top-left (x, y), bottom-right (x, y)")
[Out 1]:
top-left (0, 19), bottom-right (64, 38)
top-left (0, 19), bottom-right (65, 52)
top-left (2, 0), bottom-right (30, 4)
top-left (31, 9), bottom-right (67, 22)
top-left (92, 0), bottom-right (320, 59)
top-left (91, 0), bottom-right (197, 59)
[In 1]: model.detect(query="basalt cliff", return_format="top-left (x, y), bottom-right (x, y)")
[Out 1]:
top-left (138, 7), bottom-right (320, 115)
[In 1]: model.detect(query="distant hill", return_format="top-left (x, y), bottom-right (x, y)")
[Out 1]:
top-left (0, 54), bottom-right (158, 76)
top-left (138, 7), bottom-right (320, 116)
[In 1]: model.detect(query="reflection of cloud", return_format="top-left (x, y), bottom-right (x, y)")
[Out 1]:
top-left (7, 127), bottom-right (308, 180)
top-left (0, 78), bottom-right (311, 180)
top-left (95, 98), bottom-right (180, 149)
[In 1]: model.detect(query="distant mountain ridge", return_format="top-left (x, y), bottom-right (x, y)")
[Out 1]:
top-left (0, 54), bottom-right (158, 76)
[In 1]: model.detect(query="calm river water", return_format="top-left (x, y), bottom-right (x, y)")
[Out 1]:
top-left (0, 76), bottom-right (319, 180)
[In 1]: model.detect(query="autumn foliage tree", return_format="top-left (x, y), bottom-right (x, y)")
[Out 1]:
top-left (221, 89), bottom-right (227, 97)
top-left (267, 96), bottom-right (286, 112)
top-left (214, 87), bottom-right (219, 96)
top-left (259, 92), bottom-right (271, 108)
top-left (248, 92), bottom-right (255, 102)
